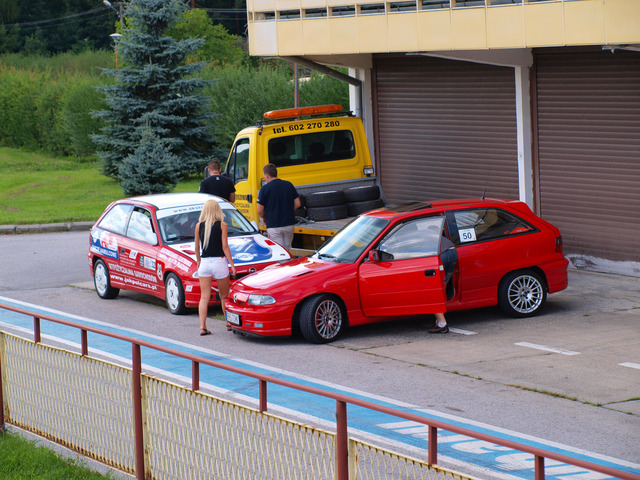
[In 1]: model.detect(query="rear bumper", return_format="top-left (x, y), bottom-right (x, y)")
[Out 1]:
top-left (544, 257), bottom-right (570, 293)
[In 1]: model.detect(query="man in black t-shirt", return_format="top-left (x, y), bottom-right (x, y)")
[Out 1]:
top-left (199, 160), bottom-right (236, 202)
top-left (257, 163), bottom-right (301, 251)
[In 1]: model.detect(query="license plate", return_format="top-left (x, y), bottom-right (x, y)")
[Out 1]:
top-left (226, 311), bottom-right (241, 326)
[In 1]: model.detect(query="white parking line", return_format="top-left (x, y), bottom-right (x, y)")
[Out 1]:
top-left (619, 362), bottom-right (640, 370)
top-left (449, 327), bottom-right (477, 335)
top-left (514, 342), bottom-right (580, 356)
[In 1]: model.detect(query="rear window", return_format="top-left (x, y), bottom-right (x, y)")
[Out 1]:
top-left (268, 129), bottom-right (355, 168)
top-left (448, 208), bottom-right (536, 244)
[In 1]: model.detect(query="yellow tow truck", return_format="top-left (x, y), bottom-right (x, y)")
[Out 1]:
top-left (222, 104), bottom-right (386, 256)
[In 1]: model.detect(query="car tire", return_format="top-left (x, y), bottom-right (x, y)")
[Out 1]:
top-left (299, 294), bottom-right (345, 343)
top-left (343, 185), bottom-right (380, 203)
top-left (498, 270), bottom-right (547, 317)
top-left (93, 259), bottom-right (119, 299)
top-left (165, 272), bottom-right (188, 315)
top-left (304, 190), bottom-right (345, 208)
top-left (306, 204), bottom-right (348, 222)
top-left (346, 198), bottom-right (385, 216)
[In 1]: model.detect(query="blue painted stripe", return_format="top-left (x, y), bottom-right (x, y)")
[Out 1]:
top-left (1, 296), bottom-right (638, 480)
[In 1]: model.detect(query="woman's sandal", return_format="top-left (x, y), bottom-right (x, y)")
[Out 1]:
top-left (226, 324), bottom-right (232, 331)
top-left (200, 329), bottom-right (211, 336)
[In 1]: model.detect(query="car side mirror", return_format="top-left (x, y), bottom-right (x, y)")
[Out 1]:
top-left (145, 233), bottom-right (158, 245)
top-left (368, 250), bottom-right (380, 262)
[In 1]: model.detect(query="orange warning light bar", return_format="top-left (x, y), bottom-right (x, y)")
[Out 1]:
top-left (264, 104), bottom-right (343, 120)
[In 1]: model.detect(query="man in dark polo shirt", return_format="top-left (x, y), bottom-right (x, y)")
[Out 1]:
top-left (256, 163), bottom-right (301, 251)
top-left (199, 160), bottom-right (236, 202)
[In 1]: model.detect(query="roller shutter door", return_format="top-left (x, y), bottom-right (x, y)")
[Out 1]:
top-left (535, 50), bottom-right (640, 262)
top-left (373, 55), bottom-right (519, 204)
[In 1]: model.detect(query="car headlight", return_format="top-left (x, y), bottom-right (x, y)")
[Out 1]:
top-left (248, 294), bottom-right (276, 305)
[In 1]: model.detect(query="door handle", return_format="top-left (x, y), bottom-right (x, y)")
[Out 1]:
top-left (424, 269), bottom-right (436, 277)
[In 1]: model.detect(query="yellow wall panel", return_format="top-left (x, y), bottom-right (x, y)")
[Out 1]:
top-left (524, 2), bottom-right (563, 47)
top-left (329, 17), bottom-right (359, 53)
top-left (276, 0), bottom-right (302, 11)
top-left (387, 13), bottom-right (420, 52)
top-left (302, 19), bottom-right (330, 54)
top-left (606, 0), bottom-right (640, 44)
top-left (248, 22), bottom-right (279, 56)
top-left (301, 0), bottom-right (327, 8)
top-left (253, 0), bottom-right (276, 12)
top-left (564, 0), bottom-right (605, 45)
top-left (357, 16), bottom-right (389, 53)
top-left (486, 5), bottom-right (524, 49)
top-left (451, 8), bottom-right (487, 50)
top-left (418, 10), bottom-right (452, 51)
top-left (277, 20), bottom-right (304, 55)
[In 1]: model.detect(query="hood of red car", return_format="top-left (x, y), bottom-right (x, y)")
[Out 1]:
top-left (237, 256), bottom-right (334, 290)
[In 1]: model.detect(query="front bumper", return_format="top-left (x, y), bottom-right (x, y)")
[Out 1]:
top-left (224, 301), bottom-right (295, 337)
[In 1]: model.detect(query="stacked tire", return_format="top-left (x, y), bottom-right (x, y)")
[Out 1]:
top-left (304, 190), bottom-right (348, 221)
top-left (343, 185), bottom-right (384, 216)
top-left (303, 184), bottom-right (384, 222)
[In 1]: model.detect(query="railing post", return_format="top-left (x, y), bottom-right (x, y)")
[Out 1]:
top-left (33, 317), bottom-right (41, 344)
top-left (192, 361), bottom-right (200, 391)
top-left (0, 339), bottom-right (4, 430)
top-left (81, 329), bottom-right (88, 356)
top-left (336, 400), bottom-right (348, 480)
top-left (259, 380), bottom-right (267, 412)
top-left (535, 455), bottom-right (545, 480)
top-left (428, 425), bottom-right (438, 464)
top-left (132, 343), bottom-right (145, 480)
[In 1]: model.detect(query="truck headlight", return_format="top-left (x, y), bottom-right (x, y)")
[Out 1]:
top-left (248, 294), bottom-right (276, 305)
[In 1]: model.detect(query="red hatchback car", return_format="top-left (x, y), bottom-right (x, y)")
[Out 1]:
top-left (224, 199), bottom-right (569, 343)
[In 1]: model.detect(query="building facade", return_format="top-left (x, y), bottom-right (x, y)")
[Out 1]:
top-left (245, 0), bottom-right (640, 273)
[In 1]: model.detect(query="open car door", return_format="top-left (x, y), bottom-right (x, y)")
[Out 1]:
top-left (358, 216), bottom-right (448, 317)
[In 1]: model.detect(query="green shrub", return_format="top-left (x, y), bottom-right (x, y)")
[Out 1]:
top-left (0, 67), bottom-right (41, 150)
top-left (203, 63), bottom-right (350, 154)
top-left (204, 64), bottom-right (297, 152)
top-left (60, 78), bottom-right (107, 157)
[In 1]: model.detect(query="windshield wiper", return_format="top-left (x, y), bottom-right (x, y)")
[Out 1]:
top-left (317, 253), bottom-right (338, 262)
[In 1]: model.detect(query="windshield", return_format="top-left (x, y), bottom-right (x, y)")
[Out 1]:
top-left (313, 215), bottom-right (389, 263)
top-left (158, 207), bottom-right (257, 245)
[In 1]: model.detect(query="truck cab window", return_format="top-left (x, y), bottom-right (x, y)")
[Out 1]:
top-left (268, 130), bottom-right (355, 168)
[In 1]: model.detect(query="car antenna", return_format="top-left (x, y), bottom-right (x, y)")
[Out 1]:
top-left (481, 168), bottom-right (492, 200)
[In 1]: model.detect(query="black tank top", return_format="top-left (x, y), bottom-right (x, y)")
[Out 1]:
top-left (199, 221), bottom-right (224, 257)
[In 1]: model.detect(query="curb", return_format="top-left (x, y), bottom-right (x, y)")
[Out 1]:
top-left (0, 222), bottom-right (94, 235)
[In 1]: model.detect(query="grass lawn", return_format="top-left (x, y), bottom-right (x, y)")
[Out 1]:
top-left (0, 147), bottom-right (201, 225)
top-left (0, 429), bottom-right (116, 480)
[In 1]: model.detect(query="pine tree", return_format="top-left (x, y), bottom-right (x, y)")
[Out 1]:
top-left (92, 0), bottom-right (216, 191)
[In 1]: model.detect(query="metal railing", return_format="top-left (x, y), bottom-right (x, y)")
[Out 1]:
top-left (0, 301), bottom-right (638, 480)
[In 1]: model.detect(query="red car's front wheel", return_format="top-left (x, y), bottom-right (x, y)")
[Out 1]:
top-left (299, 294), bottom-right (345, 344)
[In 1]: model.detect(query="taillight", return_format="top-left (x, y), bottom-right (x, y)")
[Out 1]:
top-left (555, 236), bottom-right (564, 254)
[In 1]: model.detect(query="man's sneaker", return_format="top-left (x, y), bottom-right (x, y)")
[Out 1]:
top-left (428, 324), bottom-right (449, 334)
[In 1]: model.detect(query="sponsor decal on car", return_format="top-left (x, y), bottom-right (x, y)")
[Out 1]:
top-left (229, 236), bottom-right (275, 264)
top-left (90, 229), bottom-right (119, 259)
top-left (158, 247), bottom-right (192, 272)
top-left (108, 261), bottom-right (158, 284)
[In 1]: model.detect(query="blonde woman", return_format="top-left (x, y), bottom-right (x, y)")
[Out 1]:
top-left (194, 199), bottom-right (236, 335)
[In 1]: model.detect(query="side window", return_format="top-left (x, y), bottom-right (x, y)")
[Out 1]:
top-left (127, 208), bottom-right (156, 243)
top-left (97, 203), bottom-right (133, 235)
top-left (225, 138), bottom-right (250, 184)
top-left (451, 208), bottom-right (535, 244)
top-left (377, 216), bottom-right (443, 260)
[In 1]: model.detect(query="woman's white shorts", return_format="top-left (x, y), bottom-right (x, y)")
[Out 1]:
top-left (198, 257), bottom-right (229, 279)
